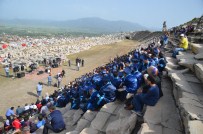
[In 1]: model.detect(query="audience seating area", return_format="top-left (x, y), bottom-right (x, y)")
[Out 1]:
top-left (1, 16), bottom-right (203, 134)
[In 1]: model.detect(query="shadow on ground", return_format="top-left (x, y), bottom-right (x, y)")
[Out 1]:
top-left (27, 92), bottom-right (38, 97)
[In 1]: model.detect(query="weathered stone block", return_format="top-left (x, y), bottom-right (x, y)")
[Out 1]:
top-left (188, 120), bottom-right (203, 134)
top-left (100, 102), bottom-right (121, 114)
top-left (66, 131), bottom-right (79, 134)
top-left (91, 111), bottom-right (111, 131)
top-left (194, 63), bottom-right (203, 83)
top-left (137, 123), bottom-right (162, 134)
top-left (82, 110), bottom-right (98, 122)
top-left (195, 52), bottom-right (203, 60)
top-left (191, 43), bottom-right (203, 54)
top-left (80, 128), bottom-right (99, 134)
top-left (106, 114), bottom-right (137, 134)
top-left (117, 106), bottom-right (132, 119)
top-left (75, 119), bottom-right (90, 132)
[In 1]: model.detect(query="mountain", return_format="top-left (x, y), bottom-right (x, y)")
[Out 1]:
top-left (0, 17), bottom-right (148, 34)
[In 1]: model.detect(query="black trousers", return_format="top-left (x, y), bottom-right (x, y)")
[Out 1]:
top-left (6, 116), bottom-right (12, 125)
top-left (43, 123), bottom-right (65, 134)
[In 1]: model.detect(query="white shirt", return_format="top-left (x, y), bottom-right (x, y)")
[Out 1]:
top-left (58, 76), bottom-right (62, 82)
top-left (24, 105), bottom-right (30, 111)
top-left (37, 84), bottom-right (43, 91)
top-left (5, 67), bottom-right (9, 72)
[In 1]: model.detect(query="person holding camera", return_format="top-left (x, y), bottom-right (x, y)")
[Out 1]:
top-left (43, 106), bottom-right (65, 134)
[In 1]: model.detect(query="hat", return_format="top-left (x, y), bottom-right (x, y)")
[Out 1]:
top-left (180, 34), bottom-right (184, 37)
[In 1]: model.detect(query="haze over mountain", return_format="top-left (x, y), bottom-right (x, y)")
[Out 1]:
top-left (0, 17), bottom-right (149, 34)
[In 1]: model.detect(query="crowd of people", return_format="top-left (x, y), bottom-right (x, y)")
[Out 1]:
top-left (2, 37), bottom-right (168, 133)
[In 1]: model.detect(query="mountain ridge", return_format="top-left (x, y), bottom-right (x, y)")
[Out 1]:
top-left (0, 17), bottom-right (148, 33)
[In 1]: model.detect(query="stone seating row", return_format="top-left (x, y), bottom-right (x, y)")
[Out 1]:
top-left (33, 100), bottom-right (137, 134)
top-left (66, 102), bottom-right (137, 134)
top-left (167, 40), bottom-right (203, 134)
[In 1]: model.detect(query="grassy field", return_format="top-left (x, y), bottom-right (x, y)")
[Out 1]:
top-left (0, 40), bottom-right (139, 119)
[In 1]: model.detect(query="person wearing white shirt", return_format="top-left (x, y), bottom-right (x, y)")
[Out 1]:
top-left (37, 82), bottom-right (43, 97)
top-left (4, 66), bottom-right (9, 77)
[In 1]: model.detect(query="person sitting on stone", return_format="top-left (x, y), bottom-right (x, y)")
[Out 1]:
top-left (30, 114), bottom-right (45, 133)
top-left (99, 77), bottom-right (116, 103)
top-left (125, 75), bottom-right (160, 116)
top-left (24, 104), bottom-right (30, 114)
top-left (16, 106), bottom-right (24, 116)
top-left (87, 87), bottom-right (103, 111)
top-left (172, 34), bottom-right (188, 58)
top-left (43, 106), bottom-right (65, 134)
top-left (12, 115), bottom-right (22, 133)
top-left (5, 107), bottom-right (16, 125)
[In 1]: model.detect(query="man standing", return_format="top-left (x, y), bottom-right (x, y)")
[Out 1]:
top-left (172, 34), bottom-right (188, 58)
top-left (57, 75), bottom-right (62, 88)
top-left (37, 82), bottom-right (43, 97)
top-left (77, 62), bottom-right (80, 71)
top-left (5, 107), bottom-right (16, 124)
top-left (48, 74), bottom-right (52, 86)
top-left (4, 65), bottom-right (9, 77)
top-left (81, 59), bottom-right (84, 67)
top-left (68, 60), bottom-right (71, 67)
top-left (43, 106), bottom-right (65, 134)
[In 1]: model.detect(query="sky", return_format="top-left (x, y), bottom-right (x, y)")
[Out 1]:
top-left (0, 0), bottom-right (203, 28)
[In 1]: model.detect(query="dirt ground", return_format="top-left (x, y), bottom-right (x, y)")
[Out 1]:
top-left (0, 40), bottom-right (139, 118)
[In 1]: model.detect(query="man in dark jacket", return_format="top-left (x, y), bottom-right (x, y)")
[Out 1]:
top-left (43, 106), bottom-right (65, 134)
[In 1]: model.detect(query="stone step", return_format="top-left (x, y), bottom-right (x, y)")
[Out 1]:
top-left (188, 36), bottom-right (203, 44)
top-left (65, 101), bottom-right (137, 134)
top-left (169, 72), bottom-right (203, 134)
top-left (194, 63), bottom-right (203, 83)
top-left (78, 102), bottom-right (137, 134)
top-left (176, 51), bottom-right (195, 60)
top-left (138, 123), bottom-right (182, 134)
top-left (190, 43), bottom-right (203, 54)
top-left (138, 77), bottom-right (183, 134)
top-left (178, 59), bottom-right (203, 72)
top-left (195, 52), bottom-right (203, 60)
top-left (166, 62), bottom-right (180, 69)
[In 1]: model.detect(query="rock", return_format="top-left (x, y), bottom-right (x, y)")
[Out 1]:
top-left (163, 127), bottom-right (183, 134)
top-left (166, 61), bottom-right (180, 69)
top-left (75, 119), bottom-right (90, 132)
top-left (91, 111), bottom-right (111, 132)
top-left (194, 63), bottom-right (203, 83)
top-left (170, 73), bottom-right (195, 94)
top-left (66, 131), bottom-right (79, 134)
top-left (183, 74), bottom-right (201, 83)
top-left (82, 110), bottom-right (98, 122)
top-left (188, 120), bottom-right (203, 134)
top-left (106, 114), bottom-right (137, 134)
top-left (178, 59), bottom-right (203, 72)
top-left (180, 103), bottom-right (203, 121)
top-left (191, 43), bottom-right (203, 54)
top-left (137, 123), bottom-right (162, 134)
top-left (63, 110), bottom-right (77, 126)
top-left (63, 110), bottom-right (76, 120)
top-left (181, 92), bottom-right (199, 102)
top-left (179, 98), bottom-right (203, 108)
top-left (72, 109), bottom-right (84, 125)
top-left (100, 102), bottom-right (120, 114)
top-left (117, 106), bottom-right (132, 119)
top-left (176, 53), bottom-right (194, 60)
top-left (80, 128), bottom-right (99, 134)
top-left (195, 52), bottom-right (203, 60)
